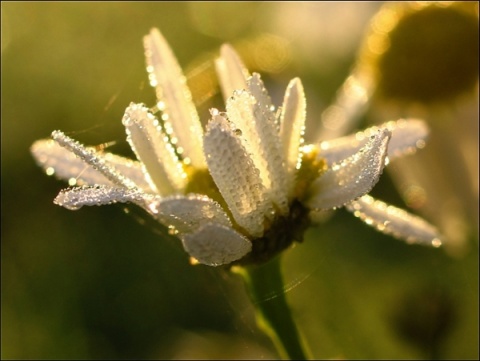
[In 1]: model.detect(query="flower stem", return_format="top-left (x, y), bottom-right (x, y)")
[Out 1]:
top-left (233, 256), bottom-right (311, 360)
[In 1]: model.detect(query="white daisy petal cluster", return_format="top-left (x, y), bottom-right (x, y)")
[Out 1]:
top-left (31, 28), bottom-right (443, 267)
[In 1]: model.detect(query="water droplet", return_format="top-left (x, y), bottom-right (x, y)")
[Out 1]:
top-left (416, 139), bottom-right (426, 149)
top-left (122, 115), bottom-right (133, 127)
top-left (148, 73), bottom-right (158, 87)
top-left (168, 225), bottom-right (179, 235)
top-left (147, 202), bottom-right (159, 214)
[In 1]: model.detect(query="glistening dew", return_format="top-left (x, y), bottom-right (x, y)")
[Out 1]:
top-left (31, 28), bottom-right (443, 267)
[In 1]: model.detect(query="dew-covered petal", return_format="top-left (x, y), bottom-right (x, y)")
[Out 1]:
top-left (102, 152), bottom-right (155, 192)
top-left (182, 223), bottom-right (252, 266)
top-left (279, 78), bottom-right (306, 194)
top-left (31, 139), bottom-right (154, 192)
top-left (226, 73), bottom-right (289, 214)
top-left (54, 185), bottom-right (151, 211)
top-left (305, 129), bottom-right (391, 210)
top-left (122, 103), bottom-right (187, 195)
top-left (31, 139), bottom-right (114, 187)
top-left (144, 28), bottom-right (206, 168)
top-left (147, 194), bottom-right (232, 234)
top-left (51, 131), bottom-right (138, 190)
top-left (215, 44), bottom-right (249, 101)
top-left (317, 74), bottom-right (371, 142)
top-left (346, 195), bottom-right (443, 247)
top-left (317, 119), bottom-right (429, 165)
top-left (203, 114), bottom-right (273, 237)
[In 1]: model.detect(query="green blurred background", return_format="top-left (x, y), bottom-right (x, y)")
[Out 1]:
top-left (2, 2), bottom-right (478, 359)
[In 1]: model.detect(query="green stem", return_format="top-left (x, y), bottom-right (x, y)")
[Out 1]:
top-left (233, 255), bottom-right (311, 360)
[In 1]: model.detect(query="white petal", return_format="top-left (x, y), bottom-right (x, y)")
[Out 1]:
top-left (31, 139), bottom-right (153, 192)
top-left (317, 119), bottom-right (429, 165)
top-left (203, 114), bottom-right (273, 237)
top-left (102, 152), bottom-right (155, 193)
top-left (384, 119), bottom-right (429, 158)
top-left (305, 129), bottom-right (391, 210)
top-left (346, 195), bottom-right (443, 247)
top-left (182, 223), bottom-right (252, 266)
top-left (31, 139), bottom-right (112, 186)
top-left (226, 73), bottom-right (289, 214)
top-left (317, 74), bottom-right (371, 141)
top-left (54, 185), bottom-right (151, 210)
top-left (215, 44), bottom-right (249, 101)
top-left (51, 131), bottom-right (139, 190)
top-left (279, 78), bottom-right (306, 194)
top-left (247, 75), bottom-right (288, 207)
top-left (147, 194), bottom-right (232, 234)
top-left (143, 28), bottom-right (206, 168)
top-left (122, 103), bottom-right (187, 195)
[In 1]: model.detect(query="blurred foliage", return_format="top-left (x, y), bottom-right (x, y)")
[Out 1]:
top-left (2, 2), bottom-right (478, 360)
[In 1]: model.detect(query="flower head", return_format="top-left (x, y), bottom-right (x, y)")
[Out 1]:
top-left (31, 28), bottom-right (443, 267)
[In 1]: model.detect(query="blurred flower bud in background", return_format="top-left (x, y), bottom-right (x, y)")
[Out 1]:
top-left (318, 1), bottom-right (479, 256)
top-left (371, 2), bottom-right (479, 257)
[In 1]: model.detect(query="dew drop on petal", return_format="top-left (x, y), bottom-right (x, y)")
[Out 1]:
top-left (168, 225), bottom-right (179, 235)
top-left (147, 202), bottom-right (159, 214)
top-left (157, 101), bottom-right (166, 111)
top-left (431, 238), bottom-right (442, 248)
top-left (416, 139), bottom-right (426, 149)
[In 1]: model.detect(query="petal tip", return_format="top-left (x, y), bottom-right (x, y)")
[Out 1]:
top-left (182, 224), bottom-right (252, 266)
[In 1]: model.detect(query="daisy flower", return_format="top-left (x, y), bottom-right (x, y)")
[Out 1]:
top-left (31, 28), bottom-right (443, 268)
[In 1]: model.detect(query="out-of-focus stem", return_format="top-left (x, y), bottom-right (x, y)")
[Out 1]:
top-left (233, 256), bottom-right (311, 360)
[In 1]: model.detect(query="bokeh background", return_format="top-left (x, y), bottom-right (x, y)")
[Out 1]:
top-left (2, 2), bottom-right (478, 359)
